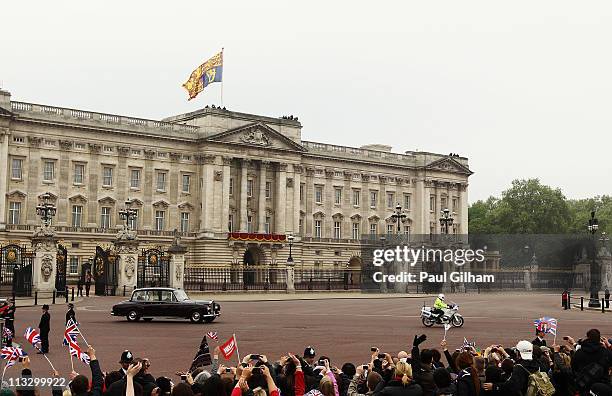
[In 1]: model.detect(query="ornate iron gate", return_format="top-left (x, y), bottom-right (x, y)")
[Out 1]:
top-left (93, 246), bottom-right (118, 296)
top-left (0, 244), bottom-right (33, 297)
top-left (55, 244), bottom-right (67, 295)
top-left (137, 249), bottom-right (170, 288)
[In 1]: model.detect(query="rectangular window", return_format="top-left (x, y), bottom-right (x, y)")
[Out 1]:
top-left (156, 172), bottom-right (167, 191)
top-left (370, 191), bottom-right (378, 208)
top-left (387, 224), bottom-right (394, 234)
top-left (315, 186), bottom-right (323, 204)
top-left (352, 223), bottom-right (360, 240)
top-left (300, 184), bottom-right (304, 203)
top-left (452, 197), bottom-right (458, 213)
top-left (441, 197), bottom-right (448, 211)
top-left (102, 167), bottom-right (113, 187)
top-left (299, 218), bottom-right (304, 235)
top-left (387, 192), bottom-right (395, 208)
top-left (8, 202), bottom-right (21, 225)
top-left (11, 159), bottom-right (23, 180)
top-left (353, 189), bottom-right (360, 206)
top-left (430, 195), bottom-right (436, 213)
top-left (71, 205), bottom-right (83, 227)
top-left (333, 221), bottom-right (341, 239)
top-left (264, 216), bottom-right (271, 234)
top-left (155, 210), bottom-right (165, 231)
top-left (74, 164), bottom-right (85, 184)
top-left (228, 214), bottom-right (234, 232)
top-left (334, 188), bottom-right (342, 205)
top-left (69, 257), bottom-right (79, 275)
top-left (130, 169), bottom-right (141, 189)
top-left (314, 220), bottom-right (322, 238)
top-left (370, 223), bottom-right (377, 235)
top-left (180, 212), bottom-right (190, 233)
top-left (128, 209), bottom-right (138, 230)
top-left (43, 161), bottom-right (55, 181)
top-left (247, 180), bottom-right (254, 198)
top-left (265, 181), bottom-right (272, 199)
top-left (229, 178), bottom-right (234, 196)
top-left (247, 215), bottom-right (253, 232)
top-left (182, 174), bottom-right (191, 193)
top-left (100, 207), bottom-right (111, 229)
top-left (404, 194), bottom-right (411, 210)
top-left (404, 225), bottom-right (411, 235)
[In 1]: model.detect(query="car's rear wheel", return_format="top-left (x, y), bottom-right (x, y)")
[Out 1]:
top-left (143, 318), bottom-right (153, 322)
top-left (204, 317), bottom-right (215, 323)
top-left (190, 310), bottom-right (203, 323)
top-left (127, 310), bottom-right (141, 322)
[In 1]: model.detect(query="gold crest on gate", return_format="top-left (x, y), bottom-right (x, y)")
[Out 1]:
top-left (6, 249), bottom-right (17, 263)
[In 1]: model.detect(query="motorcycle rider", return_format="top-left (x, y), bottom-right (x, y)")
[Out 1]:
top-left (432, 293), bottom-right (449, 321)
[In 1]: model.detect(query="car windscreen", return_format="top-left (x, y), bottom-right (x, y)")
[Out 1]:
top-left (174, 290), bottom-right (189, 301)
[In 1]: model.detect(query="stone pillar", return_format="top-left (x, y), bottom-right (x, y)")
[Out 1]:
top-left (200, 155), bottom-right (216, 233)
top-left (168, 244), bottom-right (188, 290)
top-left (222, 157), bottom-right (232, 233)
top-left (31, 233), bottom-right (58, 294)
top-left (239, 159), bottom-right (249, 232)
top-left (258, 161), bottom-right (268, 233)
top-left (415, 176), bottom-right (427, 236)
top-left (293, 165), bottom-right (302, 235)
top-left (115, 239), bottom-right (139, 293)
top-left (459, 183), bottom-right (469, 234)
top-left (0, 127), bottom-right (9, 231)
top-left (524, 270), bottom-right (532, 291)
top-left (286, 263), bottom-right (295, 293)
top-left (275, 163), bottom-right (287, 234)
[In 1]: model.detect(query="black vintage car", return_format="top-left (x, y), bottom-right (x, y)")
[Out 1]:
top-left (111, 287), bottom-right (221, 323)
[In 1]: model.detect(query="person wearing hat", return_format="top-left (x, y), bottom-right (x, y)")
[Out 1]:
top-left (119, 350), bottom-right (134, 377)
top-left (300, 346), bottom-right (317, 378)
top-left (483, 340), bottom-right (540, 395)
top-left (38, 304), bottom-right (51, 354)
top-left (66, 302), bottom-right (76, 325)
top-left (532, 329), bottom-right (547, 348)
top-left (4, 299), bottom-right (16, 341)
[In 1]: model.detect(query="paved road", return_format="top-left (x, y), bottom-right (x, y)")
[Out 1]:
top-left (5, 293), bottom-right (607, 381)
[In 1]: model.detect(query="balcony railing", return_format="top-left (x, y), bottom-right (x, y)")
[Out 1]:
top-left (4, 224), bottom-right (196, 238)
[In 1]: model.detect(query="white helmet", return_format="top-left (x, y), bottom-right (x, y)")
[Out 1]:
top-left (438, 294), bottom-right (445, 300)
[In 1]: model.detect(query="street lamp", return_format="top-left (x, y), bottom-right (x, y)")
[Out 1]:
top-left (390, 204), bottom-right (408, 233)
top-left (286, 234), bottom-right (294, 265)
top-left (36, 192), bottom-right (56, 226)
top-left (439, 208), bottom-right (455, 235)
top-left (119, 198), bottom-right (138, 230)
top-left (588, 211), bottom-right (600, 307)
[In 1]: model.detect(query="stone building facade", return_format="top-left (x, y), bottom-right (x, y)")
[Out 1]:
top-left (0, 89), bottom-right (472, 279)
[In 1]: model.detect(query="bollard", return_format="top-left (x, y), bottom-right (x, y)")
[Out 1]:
top-left (65, 287), bottom-right (69, 303)
top-left (52, 290), bottom-right (56, 305)
top-left (123, 285), bottom-right (126, 297)
top-left (34, 291), bottom-right (38, 306)
top-left (71, 287), bottom-right (74, 302)
top-left (580, 296), bottom-right (584, 311)
top-left (603, 298), bottom-right (606, 313)
top-left (568, 292), bottom-right (571, 310)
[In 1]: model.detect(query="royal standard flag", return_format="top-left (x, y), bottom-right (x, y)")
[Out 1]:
top-left (182, 50), bottom-right (223, 100)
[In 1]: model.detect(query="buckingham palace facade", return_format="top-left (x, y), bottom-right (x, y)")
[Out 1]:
top-left (0, 88), bottom-right (471, 279)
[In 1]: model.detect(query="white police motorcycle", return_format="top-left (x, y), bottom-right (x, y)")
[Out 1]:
top-left (420, 302), bottom-right (464, 328)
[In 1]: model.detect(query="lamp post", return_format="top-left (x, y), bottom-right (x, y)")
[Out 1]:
top-left (390, 204), bottom-right (407, 233)
top-left (588, 211), bottom-right (600, 307)
top-left (439, 208), bottom-right (455, 235)
top-left (36, 192), bottom-right (57, 227)
top-left (286, 234), bottom-right (294, 265)
top-left (119, 198), bottom-right (138, 230)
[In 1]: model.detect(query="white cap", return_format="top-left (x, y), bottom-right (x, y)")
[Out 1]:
top-left (516, 340), bottom-right (533, 360)
top-left (438, 294), bottom-right (445, 299)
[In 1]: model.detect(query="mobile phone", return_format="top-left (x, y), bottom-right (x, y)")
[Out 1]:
top-left (252, 367), bottom-right (262, 375)
top-left (241, 363), bottom-right (248, 368)
top-left (371, 347), bottom-right (377, 352)
top-left (225, 368), bottom-right (232, 373)
top-left (563, 336), bottom-right (569, 340)
top-left (180, 375), bottom-right (187, 381)
top-left (250, 354), bottom-right (261, 359)
top-left (362, 365), bottom-right (368, 370)
top-left (378, 353), bottom-right (385, 359)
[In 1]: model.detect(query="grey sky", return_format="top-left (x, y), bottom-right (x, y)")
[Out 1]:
top-left (1, 1), bottom-right (611, 203)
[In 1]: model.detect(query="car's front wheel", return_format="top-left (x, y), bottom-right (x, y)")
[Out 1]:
top-left (127, 310), bottom-right (141, 322)
top-left (190, 310), bottom-right (203, 323)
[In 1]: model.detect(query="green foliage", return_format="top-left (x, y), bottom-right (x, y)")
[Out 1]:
top-left (469, 179), bottom-right (611, 235)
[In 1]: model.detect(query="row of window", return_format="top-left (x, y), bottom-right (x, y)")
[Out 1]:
top-left (228, 179), bottom-right (273, 199)
top-left (310, 186), bottom-right (412, 209)
top-left (10, 159), bottom-right (192, 193)
top-left (429, 195), bottom-right (460, 213)
top-left (311, 220), bottom-right (411, 239)
top-left (7, 202), bottom-right (191, 232)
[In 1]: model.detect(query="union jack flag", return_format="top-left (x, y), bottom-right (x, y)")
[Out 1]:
top-left (3, 326), bottom-right (12, 340)
top-left (463, 337), bottom-right (475, 349)
top-left (24, 327), bottom-right (41, 346)
top-left (68, 341), bottom-right (90, 364)
top-left (63, 319), bottom-right (79, 346)
top-left (1, 346), bottom-right (26, 368)
top-left (534, 317), bottom-right (558, 335)
top-left (206, 332), bottom-right (219, 341)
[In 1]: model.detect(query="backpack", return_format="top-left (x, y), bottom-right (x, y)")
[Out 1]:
top-left (517, 365), bottom-right (555, 396)
top-left (574, 362), bottom-right (606, 392)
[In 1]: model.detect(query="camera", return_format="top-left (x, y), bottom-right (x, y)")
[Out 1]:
top-left (371, 347), bottom-right (377, 352)
top-left (225, 367), bottom-right (232, 373)
top-left (180, 375), bottom-right (187, 381)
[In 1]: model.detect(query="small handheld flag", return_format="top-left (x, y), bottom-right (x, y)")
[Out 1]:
top-left (189, 335), bottom-right (212, 372)
top-left (534, 317), bottom-right (557, 335)
top-left (220, 334), bottom-right (238, 360)
top-left (64, 319), bottom-right (89, 365)
top-left (24, 327), bottom-right (41, 346)
top-left (1, 346), bottom-right (26, 368)
top-left (206, 332), bottom-right (219, 341)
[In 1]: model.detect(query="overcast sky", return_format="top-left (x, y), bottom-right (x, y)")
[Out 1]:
top-left (1, 1), bottom-right (611, 203)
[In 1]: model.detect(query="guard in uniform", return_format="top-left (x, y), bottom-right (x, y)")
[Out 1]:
top-left (38, 304), bottom-right (50, 354)
top-left (66, 303), bottom-right (76, 324)
top-left (4, 300), bottom-right (16, 343)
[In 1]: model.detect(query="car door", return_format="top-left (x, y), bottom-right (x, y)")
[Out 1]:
top-left (157, 290), bottom-right (176, 317)
top-left (142, 290), bottom-right (158, 316)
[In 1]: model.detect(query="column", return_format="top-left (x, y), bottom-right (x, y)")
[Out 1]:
top-left (200, 155), bottom-right (216, 233)
top-left (415, 174), bottom-right (427, 236)
top-left (222, 157), bottom-right (232, 233)
top-left (459, 183), bottom-right (469, 234)
top-left (114, 239), bottom-right (139, 292)
top-left (239, 159), bottom-right (249, 232)
top-left (258, 161), bottom-right (268, 233)
top-left (293, 165), bottom-right (302, 235)
top-left (0, 128), bottom-right (9, 231)
top-left (436, 182), bottom-right (442, 234)
top-left (168, 243), bottom-right (188, 289)
top-left (31, 234), bottom-right (58, 293)
top-left (275, 163), bottom-right (287, 234)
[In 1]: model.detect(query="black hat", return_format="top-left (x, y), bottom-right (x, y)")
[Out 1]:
top-left (120, 350), bottom-right (134, 363)
top-left (68, 303), bottom-right (74, 308)
top-left (156, 377), bottom-right (172, 394)
top-left (304, 346), bottom-right (316, 358)
top-left (42, 304), bottom-right (49, 310)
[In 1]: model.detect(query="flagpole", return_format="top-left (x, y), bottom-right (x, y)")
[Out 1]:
top-left (233, 333), bottom-right (241, 365)
top-left (220, 47), bottom-right (224, 107)
top-left (34, 345), bottom-right (56, 371)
